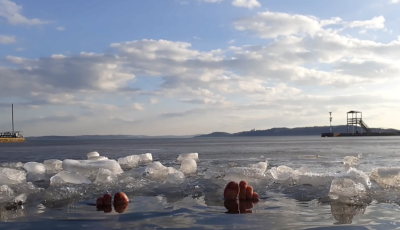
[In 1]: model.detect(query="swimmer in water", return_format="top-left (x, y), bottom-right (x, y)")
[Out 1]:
top-left (96, 180), bottom-right (259, 214)
top-left (96, 192), bottom-right (129, 213)
top-left (223, 180), bottom-right (259, 214)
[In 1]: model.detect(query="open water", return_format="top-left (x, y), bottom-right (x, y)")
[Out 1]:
top-left (0, 136), bottom-right (400, 229)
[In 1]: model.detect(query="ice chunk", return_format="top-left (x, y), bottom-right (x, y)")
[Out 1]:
top-left (345, 168), bottom-right (371, 189)
top-left (126, 167), bottom-right (147, 178)
top-left (120, 176), bottom-right (136, 184)
top-left (26, 172), bottom-right (47, 182)
top-left (50, 171), bottom-right (92, 185)
top-left (88, 156), bottom-right (108, 161)
top-left (94, 168), bottom-right (117, 184)
top-left (165, 171), bottom-right (185, 184)
top-left (145, 162), bottom-right (169, 181)
top-left (0, 185), bottom-right (14, 203)
top-left (343, 156), bottom-right (359, 166)
top-left (14, 193), bottom-right (27, 203)
top-left (44, 184), bottom-right (88, 202)
top-left (12, 182), bottom-right (44, 201)
top-left (24, 162), bottom-right (46, 174)
top-left (139, 153), bottom-right (153, 164)
top-left (0, 162), bottom-right (24, 169)
top-left (24, 162), bottom-right (46, 182)
top-left (224, 167), bottom-right (265, 181)
top-left (87, 151), bottom-right (100, 159)
top-left (118, 155), bottom-right (140, 168)
top-left (167, 167), bottom-right (179, 174)
top-left (369, 167), bottom-right (400, 188)
top-left (144, 162), bottom-right (181, 181)
top-left (269, 165), bottom-right (296, 181)
top-left (204, 168), bottom-right (225, 179)
top-left (62, 159), bottom-right (123, 177)
top-left (249, 161), bottom-right (268, 172)
top-left (328, 178), bottom-right (366, 200)
top-left (228, 162), bottom-right (238, 167)
top-left (0, 167), bottom-right (26, 185)
top-left (294, 166), bottom-right (311, 175)
top-left (180, 159), bottom-right (197, 175)
top-left (177, 153), bottom-right (199, 163)
top-left (297, 173), bottom-right (335, 187)
top-left (43, 159), bottom-right (62, 173)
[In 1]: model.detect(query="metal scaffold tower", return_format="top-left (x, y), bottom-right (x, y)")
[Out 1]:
top-left (347, 111), bottom-right (372, 135)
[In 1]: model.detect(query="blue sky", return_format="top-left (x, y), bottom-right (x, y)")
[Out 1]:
top-left (1, 0), bottom-right (400, 136)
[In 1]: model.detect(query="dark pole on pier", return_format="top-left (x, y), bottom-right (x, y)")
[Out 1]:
top-left (12, 104), bottom-right (14, 133)
top-left (329, 112), bottom-right (332, 132)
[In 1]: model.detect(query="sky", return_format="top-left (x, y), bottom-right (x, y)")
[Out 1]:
top-left (1, 0), bottom-right (400, 136)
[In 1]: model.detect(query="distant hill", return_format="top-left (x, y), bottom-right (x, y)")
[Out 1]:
top-left (195, 125), bottom-right (400, 138)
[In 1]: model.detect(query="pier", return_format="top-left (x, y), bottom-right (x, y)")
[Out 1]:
top-left (321, 111), bottom-right (400, 137)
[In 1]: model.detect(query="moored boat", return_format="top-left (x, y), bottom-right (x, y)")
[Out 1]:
top-left (0, 104), bottom-right (25, 143)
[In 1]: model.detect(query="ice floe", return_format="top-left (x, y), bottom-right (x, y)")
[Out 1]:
top-left (177, 153), bottom-right (199, 163)
top-left (87, 151), bottom-right (100, 159)
top-left (118, 155), bottom-right (140, 168)
top-left (0, 167), bottom-right (26, 185)
top-left (62, 159), bottom-right (123, 178)
top-left (50, 171), bottom-right (92, 185)
top-left (343, 156), bottom-right (360, 167)
top-left (180, 159), bottom-right (197, 175)
top-left (0, 149), bottom-right (397, 210)
top-left (43, 159), bottom-right (62, 173)
top-left (369, 167), bottom-right (400, 188)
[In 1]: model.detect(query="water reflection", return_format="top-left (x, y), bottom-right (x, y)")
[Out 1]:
top-left (224, 200), bottom-right (257, 214)
top-left (330, 202), bottom-right (367, 225)
top-left (0, 205), bottom-right (27, 222)
top-left (0, 194), bottom-right (390, 230)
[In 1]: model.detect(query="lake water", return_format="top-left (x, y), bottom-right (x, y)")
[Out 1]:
top-left (0, 136), bottom-right (400, 229)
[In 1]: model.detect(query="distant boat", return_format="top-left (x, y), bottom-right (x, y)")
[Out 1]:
top-left (0, 104), bottom-right (25, 143)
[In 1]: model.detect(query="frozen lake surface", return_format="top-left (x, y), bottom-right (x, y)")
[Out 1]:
top-left (0, 136), bottom-right (400, 229)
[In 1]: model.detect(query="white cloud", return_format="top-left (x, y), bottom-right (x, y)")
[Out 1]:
top-left (56, 26), bottom-right (65, 31)
top-left (50, 54), bottom-right (67, 59)
top-left (1, 53), bottom-right (135, 97)
top-left (234, 12), bottom-right (386, 39)
top-left (2, 8), bottom-right (400, 135)
top-left (228, 39), bottom-right (235, 44)
top-left (0, 35), bottom-right (15, 44)
top-left (234, 11), bottom-right (321, 38)
top-left (5, 55), bottom-right (28, 64)
top-left (0, 0), bottom-right (49, 25)
top-left (3, 34), bottom-right (400, 109)
top-left (345, 16), bottom-right (385, 30)
top-left (232, 0), bottom-right (261, 9)
top-left (110, 116), bottom-right (138, 123)
top-left (390, 0), bottom-right (399, 4)
top-left (150, 98), bottom-right (158, 104)
top-left (133, 103), bottom-right (144, 111)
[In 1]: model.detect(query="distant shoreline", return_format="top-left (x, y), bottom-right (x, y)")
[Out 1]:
top-left (194, 125), bottom-right (400, 138)
top-left (25, 135), bottom-right (196, 140)
top-left (23, 125), bottom-right (400, 140)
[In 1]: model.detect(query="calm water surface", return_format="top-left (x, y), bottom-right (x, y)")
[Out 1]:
top-left (0, 136), bottom-right (399, 229)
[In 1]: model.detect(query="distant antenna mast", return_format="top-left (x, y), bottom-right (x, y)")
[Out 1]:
top-left (329, 112), bottom-right (332, 132)
top-left (12, 103), bottom-right (14, 133)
